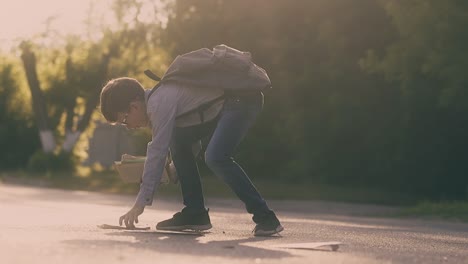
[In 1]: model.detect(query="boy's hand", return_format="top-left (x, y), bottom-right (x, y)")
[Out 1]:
top-left (119, 205), bottom-right (145, 228)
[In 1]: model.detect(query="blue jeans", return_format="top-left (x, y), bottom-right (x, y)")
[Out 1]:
top-left (170, 91), bottom-right (270, 217)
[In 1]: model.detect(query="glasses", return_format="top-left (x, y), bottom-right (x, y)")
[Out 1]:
top-left (121, 113), bottom-right (128, 125)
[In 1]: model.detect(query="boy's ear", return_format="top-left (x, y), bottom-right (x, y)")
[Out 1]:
top-left (129, 101), bottom-right (138, 110)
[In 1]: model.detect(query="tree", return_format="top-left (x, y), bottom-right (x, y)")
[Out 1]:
top-left (19, 38), bottom-right (118, 154)
top-left (20, 41), bottom-right (56, 153)
top-left (0, 57), bottom-right (40, 169)
top-left (17, 0), bottom-right (169, 158)
top-left (362, 0), bottom-right (468, 198)
top-left (161, 0), bottom-right (397, 183)
top-left (364, 0), bottom-right (468, 110)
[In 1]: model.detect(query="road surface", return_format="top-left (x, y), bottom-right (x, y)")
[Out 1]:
top-left (1, 183), bottom-right (467, 264)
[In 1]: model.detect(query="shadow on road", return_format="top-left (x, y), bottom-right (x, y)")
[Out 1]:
top-left (63, 231), bottom-right (293, 259)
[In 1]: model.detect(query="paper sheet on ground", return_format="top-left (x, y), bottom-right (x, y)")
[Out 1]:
top-left (97, 224), bottom-right (150, 230)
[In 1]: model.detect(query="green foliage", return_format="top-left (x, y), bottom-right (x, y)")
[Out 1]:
top-left (362, 0), bottom-right (468, 199)
top-left (2, 0), bottom-right (468, 202)
top-left (0, 58), bottom-right (40, 169)
top-left (400, 201), bottom-right (468, 222)
top-left (366, 0), bottom-right (468, 110)
top-left (27, 151), bottom-right (77, 173)
top-left (160, 0), bottom-right (468, 200)
top-left (162, 0), bottom-right (397, 183)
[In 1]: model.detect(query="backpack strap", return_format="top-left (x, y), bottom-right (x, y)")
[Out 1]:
top-left (145, 69), bottom-right (163, 103)
top-left (146, 82), bottom-right (162, 103)
top-left (144, 69), bottom-right (225, 123)
top-left (144, 69), bottom-right (161, 81)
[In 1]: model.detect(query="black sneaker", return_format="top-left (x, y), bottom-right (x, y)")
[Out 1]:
top-left (156, 208), bottom-right (212, 231)
top-left (252, 211), bottom-right (284, 236)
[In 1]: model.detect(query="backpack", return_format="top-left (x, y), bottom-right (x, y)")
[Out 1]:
top-left (145, 44), bottom-right (272, 122)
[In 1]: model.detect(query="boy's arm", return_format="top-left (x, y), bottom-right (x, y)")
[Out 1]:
top-left (134, 95), bottom-right (178, 208)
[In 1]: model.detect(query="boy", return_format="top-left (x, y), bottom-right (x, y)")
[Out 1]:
top-left (99, 74), bottom-right (283, 236)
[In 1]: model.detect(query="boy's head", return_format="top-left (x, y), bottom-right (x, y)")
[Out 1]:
top-left (100, 77), bottom-right (148, 129)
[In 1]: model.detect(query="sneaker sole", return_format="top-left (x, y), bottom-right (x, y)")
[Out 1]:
top-left (254, 225), bottom-right (284, 237)
top-left (156, 224), bottom-right (212, 231)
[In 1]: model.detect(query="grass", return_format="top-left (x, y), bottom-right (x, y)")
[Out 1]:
top-left (398, 201), bottom-right (468, 222)
top-left (2, 169), bottom-right (468, 222)
top-left (0, 169), bottom-right (415, 205)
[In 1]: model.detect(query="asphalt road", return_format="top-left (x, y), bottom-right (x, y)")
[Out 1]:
top-left (1, 183), bottom-right (467, 264)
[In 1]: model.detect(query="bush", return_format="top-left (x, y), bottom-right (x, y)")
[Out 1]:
top-left (27, 151), bottom-right (77, 173)
top-left (0, 59), bottom-right (41, 169)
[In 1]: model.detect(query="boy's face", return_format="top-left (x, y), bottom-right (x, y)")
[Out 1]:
top-left (117, 100), bottom-right (148, 129)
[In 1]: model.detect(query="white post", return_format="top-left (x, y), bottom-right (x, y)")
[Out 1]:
top-left (62, 131), bottom-right (82, 153)
top-left (39, 130), bottom-right (56, 153)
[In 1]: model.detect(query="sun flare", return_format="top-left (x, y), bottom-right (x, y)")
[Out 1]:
top-left (0, 0), bottom-right (114, 50)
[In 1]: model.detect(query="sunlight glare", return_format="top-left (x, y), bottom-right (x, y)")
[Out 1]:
top-left (0, 0), bottom-right (113, 50)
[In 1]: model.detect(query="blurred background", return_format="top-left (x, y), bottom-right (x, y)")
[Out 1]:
top-left (1, 0), bottom-right (467, 208)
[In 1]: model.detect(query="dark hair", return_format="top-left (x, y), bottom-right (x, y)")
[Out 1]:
top-left (99, 77), bottom-right (145, 122)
